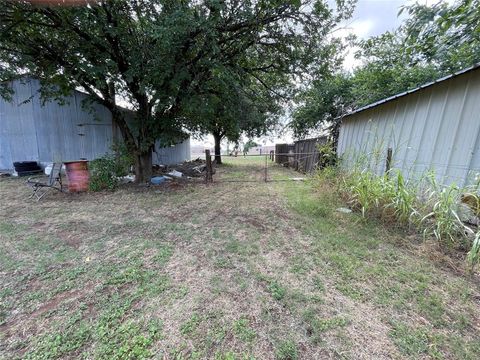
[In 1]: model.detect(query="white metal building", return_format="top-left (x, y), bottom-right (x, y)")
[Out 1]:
top-left (337, 65), bottom-right (480, 186)
top-left (0, 78), bottom-right (190, 171)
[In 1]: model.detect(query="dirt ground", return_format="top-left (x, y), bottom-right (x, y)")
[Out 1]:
top-left (1, 157), bottom-right (479, 359)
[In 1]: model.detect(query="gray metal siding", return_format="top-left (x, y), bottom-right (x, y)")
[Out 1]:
top-left (153, 138), bottom-right (191, 165)
top-left (0, 78), bottom-right (190, 170)
top-left (0, 80), bottom-right (38, 165)
top-left (337, 69), bottom-right (480, 186)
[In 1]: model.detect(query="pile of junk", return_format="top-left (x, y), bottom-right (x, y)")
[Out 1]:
top-left (150, 158), bottom-right (213, 185)
top-left (0, 159), bottom-right (212, 189)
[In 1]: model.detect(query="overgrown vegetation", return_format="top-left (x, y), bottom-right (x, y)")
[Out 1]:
top-left (292, 0), bottom-right (480, 141)
top-left (89, 143), bottom-right (133, 191)
top-left (0, 0), bottom-right (355, 182)
top-left (315, 156), bottom-right (480, 271)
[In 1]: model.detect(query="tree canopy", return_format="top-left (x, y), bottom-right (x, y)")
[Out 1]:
top-left (291, 0), bottom-right (480, 142)
top-left (182, 67), bottom-right (280, 163)
top-left (0, 0), bottom-right (354, 181)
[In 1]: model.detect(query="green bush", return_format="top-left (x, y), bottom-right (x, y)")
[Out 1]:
top-left (89, 142), bottom-right (134, 192)
top-left (111, 141), bottom-right (135, 175)
top-left (89, 155), bottom-right (121, 191)
top-left (317, 141), bottom-right (337, 168)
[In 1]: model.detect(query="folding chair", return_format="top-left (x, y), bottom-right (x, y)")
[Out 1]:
top-left (26, 163), bottom-right (64, 201)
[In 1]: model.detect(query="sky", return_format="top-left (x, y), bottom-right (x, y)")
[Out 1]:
top-left (339, 0), bottom-right (407, 70)
top-left (338, 0), bottom-right (451, 70)
top-left (195, 0), bottom-right (450, 148)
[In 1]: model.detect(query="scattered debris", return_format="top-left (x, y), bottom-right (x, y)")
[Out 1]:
top-left (167, 170), bottom-right (183, 178)
top-left (151, 176), bottom-right (168, 185)
top-left (152, 164), bottom-right (166, 171)
top-left (119, 175), bottom-right (135, 184)
top-left (0, 171), bottom-right (11, 178)
top-left (336, 207), bottom-right (353, 214)
top-left (44, 163), bottom-right (53, 176)
top-left (461, 193), bottom-right (480, 217)
top-left (290, 177), bottom-right (306, 181)
top-left (458, 202), bottom-right (480, 226)
top-left (154, 158), bottom-right (211, 178)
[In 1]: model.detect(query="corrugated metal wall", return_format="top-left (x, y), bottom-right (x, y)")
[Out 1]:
top-left (337, 68), bottom-right (480, 186)
top-left (0, 78), bottom-right (190, 170)
top-left (153, 139), bottom-right (190, 165)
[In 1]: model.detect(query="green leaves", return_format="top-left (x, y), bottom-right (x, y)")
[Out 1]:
top-left (292, 0), bottom-right (480, 143)
top-left (0, 0), bottom-right (351, 176)
top-left (291, 73), bottom-right (353, 139)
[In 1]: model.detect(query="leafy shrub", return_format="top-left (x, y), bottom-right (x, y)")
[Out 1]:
top-left (89, 155), bottom-right (121, 191)
top-left (111, 141), bottom-right (134, 175)
top-left (89, 143), bottom-right (134, 192)
top-left (317, 140), bottom-right (337, 168)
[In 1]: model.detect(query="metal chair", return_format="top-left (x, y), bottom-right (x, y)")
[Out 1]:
top-left (26, 163), bottom-right (64, 201)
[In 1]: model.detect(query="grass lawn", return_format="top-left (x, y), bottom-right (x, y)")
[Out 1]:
top-left (1, 158), bottom-right (479, 359)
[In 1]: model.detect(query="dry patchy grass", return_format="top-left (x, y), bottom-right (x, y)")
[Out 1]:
top-left (0, 158), bottom-right (479, 359)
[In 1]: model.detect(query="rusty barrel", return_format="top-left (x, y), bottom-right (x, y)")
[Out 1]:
top-left (64, 160), bottom-right (89, 192)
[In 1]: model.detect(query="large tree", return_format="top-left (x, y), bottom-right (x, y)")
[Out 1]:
top-left (401, 0), bottom-right (480, 72)
top-left (0, 0), bottom-right (354, 182)
top-left (183, 68), bottom-right (280, 164)
top-left (292, 0), bottom-right (479, 145)
top-left (291, 73), bottom-right (353, 145)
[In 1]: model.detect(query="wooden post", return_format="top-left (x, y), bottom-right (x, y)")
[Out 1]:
top-left (385, 147), bottom-right (392, 175)
top-left (205, 149), bottom-right (213, 183)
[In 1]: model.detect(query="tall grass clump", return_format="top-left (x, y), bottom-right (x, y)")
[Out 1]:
top-left (343, 170), bottom-right (393, 217)
top-left (388, 171), bottom-right (420, 225)
top-left (312, 148), bottom-right (480, 271)
top-left (420, 173), bottom-right (473, 247)
top-left (467, 231), bottom-right (480, 272)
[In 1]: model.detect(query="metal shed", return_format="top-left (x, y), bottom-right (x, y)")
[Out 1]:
top-left (337, 65), bottom-right (480, 186)
top-left (0, 78), bottom-right (190, 171)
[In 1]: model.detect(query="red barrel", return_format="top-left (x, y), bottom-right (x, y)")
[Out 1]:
top-left (64, 160), bottom-right (89, 192)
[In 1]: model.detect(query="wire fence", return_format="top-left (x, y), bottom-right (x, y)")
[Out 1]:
top-left (203, 149), bottom-right (480, 188)
top-left (207, 152), bottom-right (321, 183)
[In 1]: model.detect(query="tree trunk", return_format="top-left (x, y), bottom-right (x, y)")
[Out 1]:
top-left (213, 132), bottom-right (222, 164)
top-left (134, 149), bottom-right (153, 184)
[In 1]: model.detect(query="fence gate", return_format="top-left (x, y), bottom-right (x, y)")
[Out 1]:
top-left (205, 149), bottom-right (323, 183)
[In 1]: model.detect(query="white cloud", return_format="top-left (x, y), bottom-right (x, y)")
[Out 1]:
top-left (348, 18), bottom-right (375, 39)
